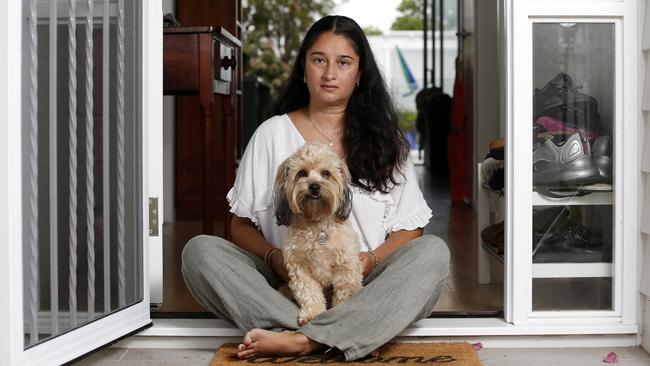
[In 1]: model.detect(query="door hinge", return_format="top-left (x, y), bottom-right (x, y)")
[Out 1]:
top-left (149, 197), bottom-right (159, 236)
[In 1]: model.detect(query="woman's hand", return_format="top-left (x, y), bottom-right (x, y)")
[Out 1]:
top-left (359, 252), bottom-right (376, 277)
top-left (269, 251), bottom-right (290, 283)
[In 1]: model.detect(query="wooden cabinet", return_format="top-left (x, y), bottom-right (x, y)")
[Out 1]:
top-left (172, 0), bottom-right (243, 239)
top-left (164, 26), bottom-right (240, 239)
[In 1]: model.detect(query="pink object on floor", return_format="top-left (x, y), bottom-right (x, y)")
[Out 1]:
top-left (535, 116), bottom-right (599, 139)
top-left (603, 351), bottom-right (619, 363)
top-left (472, 342), bottom-right (483, 351)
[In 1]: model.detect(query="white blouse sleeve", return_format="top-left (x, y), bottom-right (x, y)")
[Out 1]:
top-left (385, 158), bottom-right (433, 231)
top-left (226, 125), bottom-right (275, 227)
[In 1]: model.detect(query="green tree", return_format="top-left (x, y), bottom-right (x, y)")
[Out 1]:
top-left (390, 0), bottom-right (458, 31)
top-left (398, 109), bottom-right (417, 132)
top-left (362, 25), bottom-right (384, 36)
top-left (390, 0), bottom-right (423, 30)
top-left (243, 0), bottom-right (335, 94)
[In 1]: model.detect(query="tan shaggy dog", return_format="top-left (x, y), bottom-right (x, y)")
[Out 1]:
top-left (273, 143), bottom-right (363, 325)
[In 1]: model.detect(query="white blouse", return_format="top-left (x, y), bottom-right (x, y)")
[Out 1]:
top-left (226, 114), bottom-right (432, 251)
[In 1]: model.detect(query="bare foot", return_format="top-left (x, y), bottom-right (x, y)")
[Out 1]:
top-left (236, 329), bottom-right (323, 359)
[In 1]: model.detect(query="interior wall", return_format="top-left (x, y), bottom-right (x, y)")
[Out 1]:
top-left (468, 0), bottom-right (500, 206)
top-left (475, 0), bottom-right (500, 152)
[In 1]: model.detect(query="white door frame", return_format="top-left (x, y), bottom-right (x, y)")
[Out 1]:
top-left (0, 0), bottom-right (161, 364)
top-left (0, 0), bottom-right (24, 363)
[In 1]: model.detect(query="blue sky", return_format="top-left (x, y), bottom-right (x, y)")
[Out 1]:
top-left (333, 0), bottom-right (402, 33)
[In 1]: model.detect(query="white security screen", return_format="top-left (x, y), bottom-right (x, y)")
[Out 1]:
top-left (21, 0), bottom-right (143, 347)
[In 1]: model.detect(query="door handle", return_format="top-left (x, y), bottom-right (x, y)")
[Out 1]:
top-left (221, 56), bottom-right (236, 70)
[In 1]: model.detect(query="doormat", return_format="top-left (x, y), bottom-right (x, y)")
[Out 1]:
top-left (210, 342), bottom-right (483, 365)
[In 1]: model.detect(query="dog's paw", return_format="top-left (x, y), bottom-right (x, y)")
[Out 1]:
top-left (298, 315), bottom-right (312, 326)
top-left (332, 282), bottom-right (362, 307)
top-left (298, 306), bottom-right (324, 326)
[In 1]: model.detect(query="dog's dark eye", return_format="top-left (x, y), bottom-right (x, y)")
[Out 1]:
top-left (297, 170), bottom-right (308, 178)
top-left (321, 170), bottom-right (331, 178)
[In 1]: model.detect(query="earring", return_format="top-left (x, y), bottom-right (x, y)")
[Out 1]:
top-left (356, 79), bottom-right (360, 87)
top-left (303, 76), bottom-right (307, 83)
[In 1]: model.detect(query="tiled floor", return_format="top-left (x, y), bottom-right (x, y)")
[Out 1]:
top-left (74, 346), bottom-right (650, 365)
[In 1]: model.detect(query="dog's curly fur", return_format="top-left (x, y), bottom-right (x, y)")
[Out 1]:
top-left (273, 143), bottom-right (363, 325)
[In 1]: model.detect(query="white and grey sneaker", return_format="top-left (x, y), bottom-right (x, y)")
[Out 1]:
top-left (533, 132), bottom-right (600, 186)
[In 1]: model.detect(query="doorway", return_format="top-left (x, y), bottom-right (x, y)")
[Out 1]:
top-left (155, 0), bottom-right (506, 318)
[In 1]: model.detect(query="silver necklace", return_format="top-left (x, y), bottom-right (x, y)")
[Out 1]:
top-left (315, 222), bottom-right (329, 245)
top-left (306, 110), bottom-right (340, 148)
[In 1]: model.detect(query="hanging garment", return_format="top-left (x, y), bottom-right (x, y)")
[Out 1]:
top-left (448, 55), bottom-right (470, 204)
top-left (416, 87), bottom-right (452, 175)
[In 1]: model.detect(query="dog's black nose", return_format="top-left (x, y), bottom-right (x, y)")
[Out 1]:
top-left (309, 183), bottom-right (320, 193)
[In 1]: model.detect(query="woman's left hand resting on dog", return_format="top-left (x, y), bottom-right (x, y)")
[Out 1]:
top-left (359, 228), bottom-right (424, 277)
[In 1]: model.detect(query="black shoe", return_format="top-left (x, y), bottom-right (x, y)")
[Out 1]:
top-left (481, 221), bottom-right (504, 254)
top-left (532, 206), bottom-right (612, 263)
top-left (533, 72), bottom-right (601, 133)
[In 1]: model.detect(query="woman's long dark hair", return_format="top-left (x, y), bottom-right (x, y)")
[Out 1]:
top-left (270, 15), bottom-right (409, 194)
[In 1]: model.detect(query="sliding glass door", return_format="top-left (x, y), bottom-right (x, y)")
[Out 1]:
top-left (1, 0), bottom-right (160, 364)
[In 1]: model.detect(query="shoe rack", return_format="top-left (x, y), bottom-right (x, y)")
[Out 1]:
top-left (477, 162), bottom-right (504, 285)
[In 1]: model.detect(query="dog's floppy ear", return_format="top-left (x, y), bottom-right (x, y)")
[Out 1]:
top-left (335, 185), bottom-right (352, 221)
top-left (335, 160), bottom-right (353, 221)
top-left (273, 160), bottom-right (292, 226)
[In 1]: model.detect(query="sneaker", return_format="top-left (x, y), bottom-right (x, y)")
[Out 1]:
top-left (591, 135), bottom-right (612, 183)
top-left (532, 206), bottom-right (612, 263)
top-left (480, 157), bottom-right (504, 192)
top-left (535, 115), bottom-right (599, 140)
top-left (533, 132), bottom-right (600, 186)
top-left (533, 73), bottom-right (601, 133)
top-left (481, 221), bottom-right (504, 255)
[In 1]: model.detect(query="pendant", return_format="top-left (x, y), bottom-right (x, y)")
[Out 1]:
top-left (317, 231), bottom-right (328, 245)
top-left (328, 141), bottom-right (333, 147)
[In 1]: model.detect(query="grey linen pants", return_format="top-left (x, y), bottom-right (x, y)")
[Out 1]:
top-left (181, 234), bottom-right (450, 361)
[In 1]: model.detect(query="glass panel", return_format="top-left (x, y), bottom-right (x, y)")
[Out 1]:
top-left (532, 205), bottom-right (613, 311)
top-left (532, 23), bottom-right (614, 311)
top-left (21, 0), bottom-right (143, 348)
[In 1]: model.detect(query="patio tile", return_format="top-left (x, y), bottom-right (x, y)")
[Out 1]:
top-left (119, 348), bottom-right (214, 362)
top-left (73, 348), bottom-right (128, 365)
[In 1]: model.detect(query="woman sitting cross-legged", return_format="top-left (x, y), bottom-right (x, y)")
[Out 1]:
top-left (181, 15), bottom-right (450, 361)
